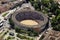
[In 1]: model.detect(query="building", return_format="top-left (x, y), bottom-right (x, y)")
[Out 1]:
top-left (18, 2), bottom-right (35, 10)
top-left (0, 0), bottom-right (26, 13)
top-left (42, 30), bottom-right (60, 40)
top-left (11, 9), bottom-right (48, 34)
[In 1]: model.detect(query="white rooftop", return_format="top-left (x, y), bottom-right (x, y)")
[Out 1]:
top-left (21, 2), bottom-right (35, 10)
top-left (58, 2), bottom-right (60, 4)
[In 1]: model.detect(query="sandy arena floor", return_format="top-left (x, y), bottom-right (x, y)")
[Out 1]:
top-left (20, 20), bottom-right (38, 25)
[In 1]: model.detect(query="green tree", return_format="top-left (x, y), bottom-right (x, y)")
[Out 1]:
top-left (41, 0), bottom-right (50, 6)
top-left (51, 14), bottom-right (60, 31)
top-left (50, 2), bottom-right (59, 13)
top-left (9, 18), bottom-right (14, 29)
top-left (29, 0), bottom-right (41, 11)
top-left (55, 9), bottom-right (60, 16)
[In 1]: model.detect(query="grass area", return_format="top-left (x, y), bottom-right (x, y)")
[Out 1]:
top-left (1, 31), bottom-right (9, 38)
top-left (6, 36), bottom-right (15, 40)
top-left (0, 30), bottom-right (9, 40)
top-left (17, 33), bottom-right (34, 40)
top-left (0, 30), bottom-right (4, 35)
top-left (15, 27), bottom-right (38, 37)
top-left (2, 13), bottom-right (8, 17)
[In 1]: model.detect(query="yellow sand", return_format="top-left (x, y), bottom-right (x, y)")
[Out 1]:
top-left (20, 20), bottom-right (38, 25)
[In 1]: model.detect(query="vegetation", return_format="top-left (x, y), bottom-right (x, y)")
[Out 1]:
top-left (41, 0), bottom-right (60, 31)
top-left (17, 33), bottom-right (34, 40)
top-left (15, 27), bottom-right (38, 36)
top-left (3, 31), bottom-right (9, 36)
top-left (51, 14), bottom-right (60, 31)
top-left (0, 31), bottom-right (9, 40)
top-left (9, 18), bottom-right (14, 29)
top-left (6, 36), bottom-right (15, 40)
top-left (29, 0), bottom-right (41, 11)
top-left (28, 0), bottom-right (60, 31)
top-left (2, 13), bottom-right (8, 17)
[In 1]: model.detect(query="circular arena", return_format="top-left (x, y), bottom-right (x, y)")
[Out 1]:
top-left (12, 10), bottom-right (48, 32)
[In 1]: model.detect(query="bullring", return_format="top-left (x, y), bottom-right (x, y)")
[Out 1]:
top-left (12, 9), bottom-right (48, 33)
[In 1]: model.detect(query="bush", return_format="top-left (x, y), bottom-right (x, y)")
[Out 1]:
top-left (17, 34), bottom-right (27, 39)
top-left (9, 18), bottom-right (14, 29)
top-left (15, 27), bottom-right (21, 33)
top-left (51, 14), bottom-right (60, 31)
top-left (17, 33), bottom-right (34, 40)
top-left (2, 13), bottom-right (8, 17)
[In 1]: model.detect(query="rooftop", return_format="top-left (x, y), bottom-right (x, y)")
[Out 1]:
top-left (43, 30), bottom-right (60, 40)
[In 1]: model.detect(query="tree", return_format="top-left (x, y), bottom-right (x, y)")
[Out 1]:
top-left (9, 18), bottom-right (14, 29)
top-left (55, 9), bottom-right (60, 16)
top-left (50, 2), bottom-right (59, 13)
top-left (51, 14), bottom-right (60, 31)
top-left (15, 27), bottom-right (21, 33)
top-left (41, 0), bottom-right (50, 7)
top-left (29, 0), bottom-right (41, 11)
